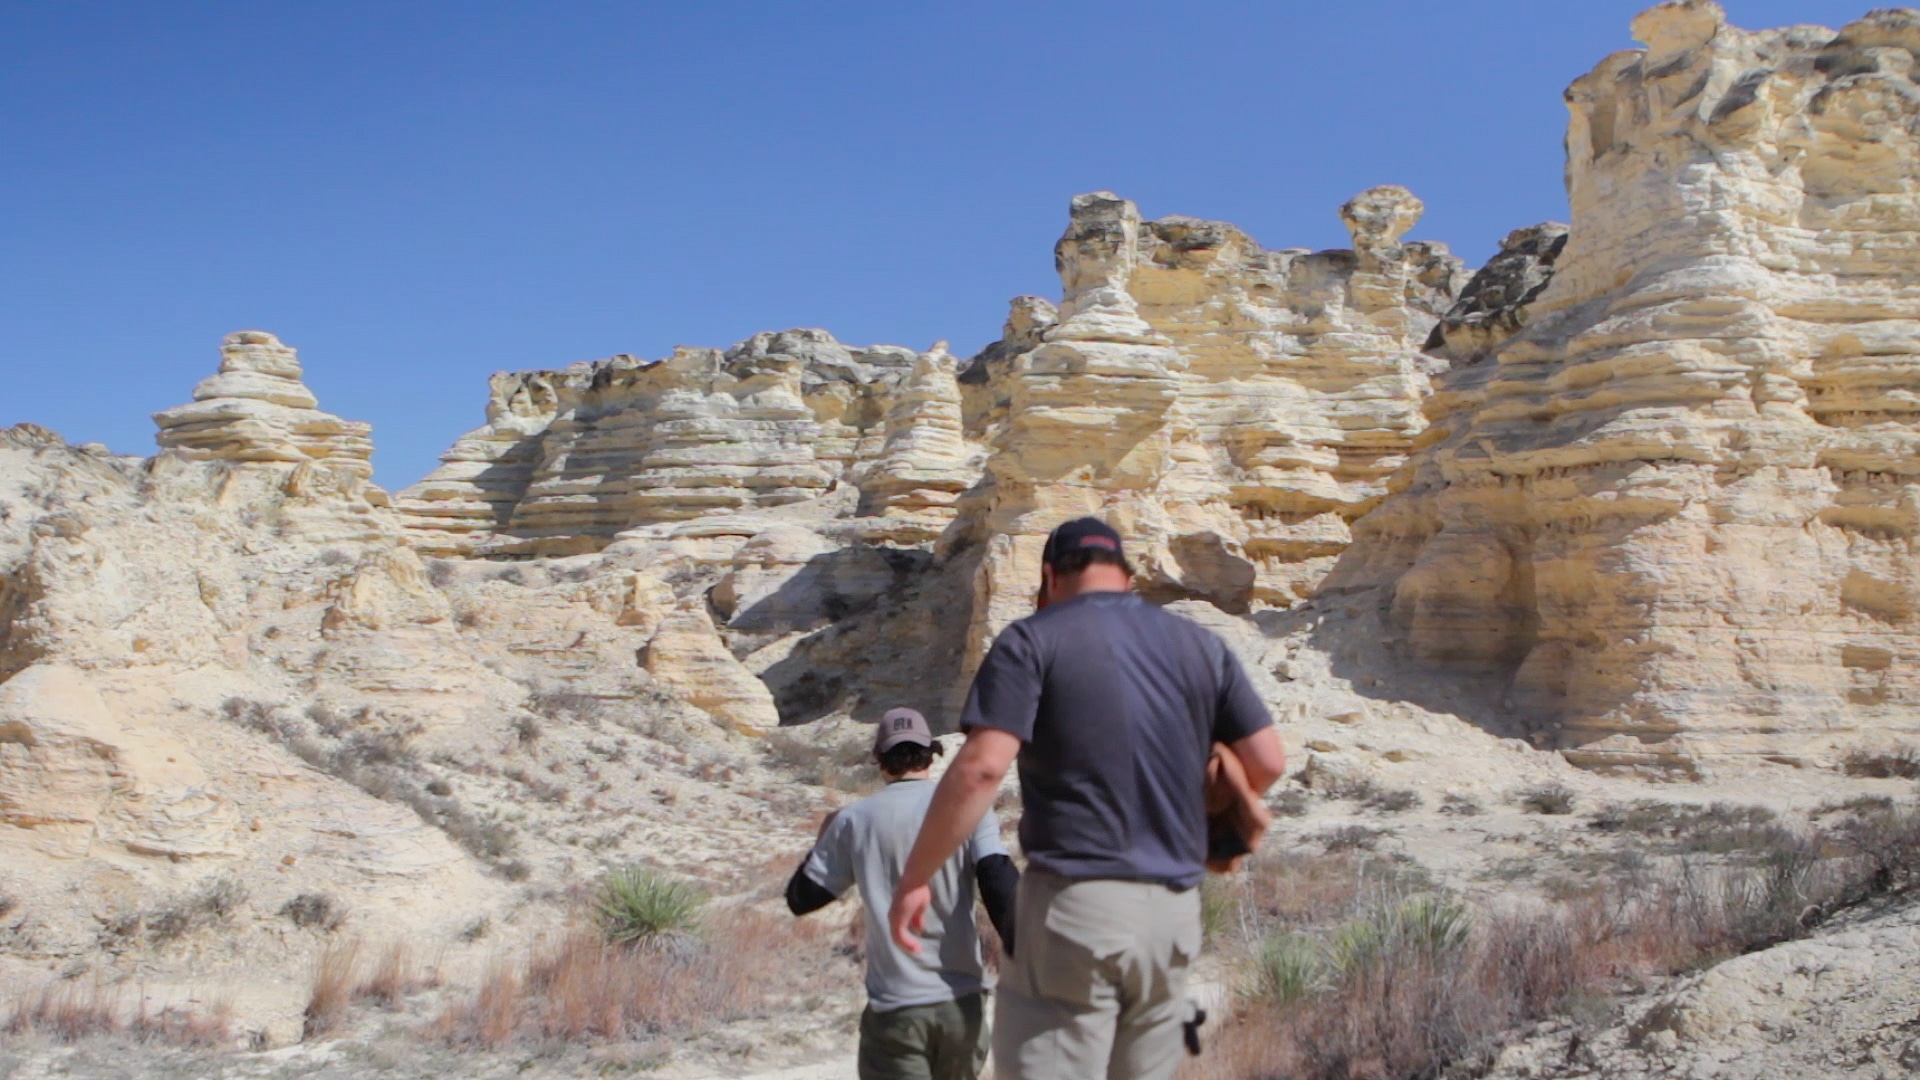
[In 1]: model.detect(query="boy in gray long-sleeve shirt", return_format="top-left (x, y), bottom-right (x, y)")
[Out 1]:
top-left (786, 707), bottom-right (1018, 1080)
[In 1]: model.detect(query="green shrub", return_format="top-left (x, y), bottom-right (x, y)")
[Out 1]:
top-left (1325, 893), bottom-right (1471, 982)
top-left (1396, 893), bottom-right (1472, 955)
top-left (595, 865), bottom-right (707, 947)
top-left (1254, 932), bottom-right (1323, 1005)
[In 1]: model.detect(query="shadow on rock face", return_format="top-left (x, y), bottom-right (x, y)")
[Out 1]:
top-left (749, 544), bottom-right (982, 731)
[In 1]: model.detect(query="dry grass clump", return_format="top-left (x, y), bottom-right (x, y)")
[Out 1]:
top-left (301, 938), bottom-right (439, 1038)
top-left (1202, 850), bottom-right (1419, 947)
top-left (5, 981), bottom-right (231, 1047)
top-left (1308, 774), bottom-right (1421, 814)
top-left (104, 877), bottom-right (248, 947)
top-left (303, 937), bottom-right (361, 1039)
top-left (1271, 788), bottom-right (1311, 818)
top-left (1517, 782), bottom-right (1577, 815)
top-left (280, 892), bottom-right (347, 932)
top-left (1364, 788), bottom-right (1422, 814)
top-left (358, 941), bottom-right (436, 1008)
top-left (1588, 800), bottom-right (1789, 855)
top-left (762, 726), bottom-right (879, 792)
top-left (1841, 745), bottom-right (1920, 779)
top-left (1191, 804), bottom-right (1920, 1080)
top-left (527, 688), bottom-right (610, 724)
top-left (1320, 825), bottom-right (1388, 853)
top-left (435, 908), bottom-right (839, 1046)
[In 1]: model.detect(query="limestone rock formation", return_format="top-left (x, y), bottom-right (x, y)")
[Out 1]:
top-left (396, 330), bottom-right (938, 557)
top-left (405, 185), bottom-right (1470, 641)
top-left (1486, 899), bottom-right (1920, 1079)
top-left (855, 343), bottom-right (982, 542)
top-left (1328, 0), bottom-right (1920, 766)
top-left (153, 331), bottom-right (376, 480)
top-left (0, 412), bottom-right (843, 1042)
top-left (954, 184), bottom-right (1468, 662)
top-left (643, 602), bottom-right (781, 736)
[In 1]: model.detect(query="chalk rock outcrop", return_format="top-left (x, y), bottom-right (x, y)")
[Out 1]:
top-left (406, 185), bottom-right (1470, 622)
top-left (395, 331), bottom-right (958, 556)
top-left (1329, 0), bottom-right (1920, 766)
top-left (955, 185), bottom-right (1467, 659)
top-left (855, 343), bottom-right (982, 540)
top-left (153, 331), bottom-right (375, 479)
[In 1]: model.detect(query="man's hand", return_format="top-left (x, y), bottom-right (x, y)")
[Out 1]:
top-left (890, 883), bottom-right (933, 954)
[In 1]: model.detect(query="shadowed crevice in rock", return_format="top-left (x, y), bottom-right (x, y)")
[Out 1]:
top-left (755, 543), bottom-right (981, 730)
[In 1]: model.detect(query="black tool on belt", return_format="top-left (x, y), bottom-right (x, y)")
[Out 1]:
top-left (1183, 1006), bottom-right (1207, 1056)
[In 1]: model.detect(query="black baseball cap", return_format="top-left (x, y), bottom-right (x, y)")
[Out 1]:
top-left (874, 707), bottom-right (935, 753)
top-left (1041, 517), bottom-right (1126, 568)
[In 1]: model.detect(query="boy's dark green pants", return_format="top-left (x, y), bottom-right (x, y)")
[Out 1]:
top-left (858, 990), bottom-right (989, 1080)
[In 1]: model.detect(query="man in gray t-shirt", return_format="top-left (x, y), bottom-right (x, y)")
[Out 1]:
top-left (888, 518), bottom-right (1287, 1080)
top-left (786, 707), bottom-right (1017, 1080)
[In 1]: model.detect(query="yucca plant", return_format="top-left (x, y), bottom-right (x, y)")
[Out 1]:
top-left (1254, 931), bottom-right (1324, 1005)
top-left (1325, 892), bottom-right (1472, 982)
top-left (1395, 893), bottom-right (1472, 956)
top-left (594, 865), bottom-right (707, 947)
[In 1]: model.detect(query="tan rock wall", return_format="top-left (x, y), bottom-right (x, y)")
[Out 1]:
top-left (1328, 0), bottom-right (1920, 766)
top-left (153, 331), bottom-right (376, 480)
top-left (952, 186), bottom-right (1468, 664)
top-left (395, 331), bottom-right (965, 557)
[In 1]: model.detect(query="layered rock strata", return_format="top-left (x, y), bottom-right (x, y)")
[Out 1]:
top-left (406, 187), bottom-right (1471, 625)
top-left (395, 330), bottom-right (967, 556)
top-left (1328, 0), bottom-right (1920, 766)
top-left (153, 331), bottom-right (376, 480)
top-left (954, 185), bottom-right (1469, 661)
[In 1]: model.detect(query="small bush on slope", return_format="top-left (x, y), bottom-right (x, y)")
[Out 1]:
top-left (594, 865), bottom-right (707, 947)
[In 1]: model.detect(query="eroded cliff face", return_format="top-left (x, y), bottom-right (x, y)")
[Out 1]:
top-left (1328, 0), bottom-right (1920, 767)
top-left (953, 185), bottom-right (1469, 662)
top-left (395, 330), bottom-right (977, 557)
top-left (392, 183), bottom-right (1474, 691)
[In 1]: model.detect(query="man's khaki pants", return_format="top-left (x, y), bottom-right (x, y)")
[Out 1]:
top-left (992, 869), bottom-right (1201, 1080)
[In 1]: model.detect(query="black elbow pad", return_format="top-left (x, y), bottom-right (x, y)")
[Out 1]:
top-left (785, 866), bottom-right (838, 916)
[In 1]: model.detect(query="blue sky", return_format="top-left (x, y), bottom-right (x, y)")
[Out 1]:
top-left (0, 1), bottom-right (1877, 488)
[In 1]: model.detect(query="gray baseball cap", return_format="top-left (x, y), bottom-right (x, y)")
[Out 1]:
top-left (874, 707), bottom-right (934, 753)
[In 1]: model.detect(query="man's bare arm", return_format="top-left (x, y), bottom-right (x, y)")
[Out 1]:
top-left (1231, 726), bottom-right (1287, 793)
top-left (888, 727), bottom-right (1021, 953)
